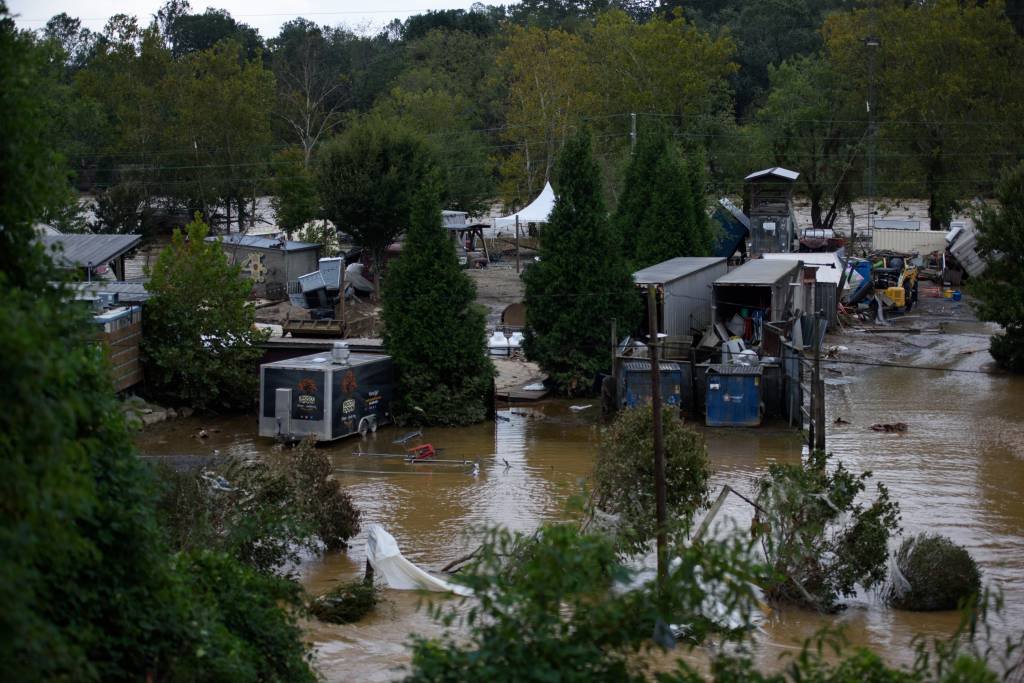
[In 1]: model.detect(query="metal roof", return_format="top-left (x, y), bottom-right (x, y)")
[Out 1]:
top-left (39, 234), bottom-right (142, 268)
top-left (263, 351), bottom-right (391, 370)
top-left (762, 252), bottom-right (844, 285)
top-left (633, 257), bottom-right (726, 285)
top-left (706, 364), bottom-right (763, 376)
top-left (206, 234), bottom-right (319, 252)
top-left (623, 360), bottom-right (683, 372)
top-left (744, 167), bottom-right (800, 183)
top-left (69, 281), bottom-right (151, 302)
top-left (715, 258), bottom-right (801, 286)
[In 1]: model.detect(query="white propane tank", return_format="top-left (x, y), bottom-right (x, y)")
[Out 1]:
top-left (488, 330), bottom-right (510, 357)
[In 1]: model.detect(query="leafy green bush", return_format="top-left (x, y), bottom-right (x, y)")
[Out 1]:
top-left (142, 215), bottom-right (268, 412)
top-left (889, 534), bottom-right (981, 612)
top-left (405, 523), bottom-right (762, 683)
top-left (310, 580), bottom-right (379, 624)
top-left (593, 406), bottom-right (711, 554)
top-left (154, 439), bottom-right (360, 571)
top-left (755, 450), bottom-right (901, 612)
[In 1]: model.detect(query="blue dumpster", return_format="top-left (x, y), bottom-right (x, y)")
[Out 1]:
top-left (619, 361), bottom-right (683, 409)
top-left (705, 364), bottom-right (763, 427)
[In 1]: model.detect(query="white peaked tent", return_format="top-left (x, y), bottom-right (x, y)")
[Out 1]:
top-left (494, 181), bottom-right (556, 227)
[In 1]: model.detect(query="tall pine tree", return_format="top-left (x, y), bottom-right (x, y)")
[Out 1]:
top-left (382, 183), bottom-right (493, 425)
top-left (613, 122), bottom-right (713, 269)
top-left (523, 128), bottom-right (639, 395)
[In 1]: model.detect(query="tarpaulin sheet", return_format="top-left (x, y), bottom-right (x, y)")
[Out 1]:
top-left (365, 525), bottom-right (473, 596)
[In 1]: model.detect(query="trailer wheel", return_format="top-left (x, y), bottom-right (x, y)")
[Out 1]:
top-left (369, 416), bottom-right (378, 433)
top-left (358, 417), bottom-right (371, 437)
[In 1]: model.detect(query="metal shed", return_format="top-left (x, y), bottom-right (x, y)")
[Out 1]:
top-left (208, 234), bottom-right (320, 299)
top-left (633, 257), bottom-right (727, 344)
top-left (712, 259), bottom-right (801, 332)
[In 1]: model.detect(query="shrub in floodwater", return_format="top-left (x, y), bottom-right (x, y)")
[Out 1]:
top-left (755, 450), bottom-right (901, 612)
top-left (889, 534), bottom-right (981, 611)
top-left (592, 405), bottom-right (711, 554)
top-left (310, 580), bottom-right (379, 624)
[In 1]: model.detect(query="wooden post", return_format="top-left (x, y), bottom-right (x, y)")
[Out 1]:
top-left (813, 311), bottom-right (825, 451)
top-left (515, 215), bottom-right (521, 274)
top-left (648, 285), bottom-right (667, 591)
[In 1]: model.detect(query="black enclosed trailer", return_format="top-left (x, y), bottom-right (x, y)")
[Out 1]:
top-left (259, 344), bottom-right (393, 442)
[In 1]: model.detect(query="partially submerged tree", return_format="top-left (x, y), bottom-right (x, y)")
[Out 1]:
top-left (523, 128), bottom-right (639, 395)
top-left (755, 450), bottom-right (901, 612)
top-left (142, 215), bottom-right (267, 411)
top-left (972, 161), bottom-right (1024, 372)
top-left (382, 183), bottom-right (493, 425)
top-left (317, 118), bottom-right (443, 298)
top-left (593, 406), bottom-right (711, 554)
top-left (405, 523), bottom-right (762, 683)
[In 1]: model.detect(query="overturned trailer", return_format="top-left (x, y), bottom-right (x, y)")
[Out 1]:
top-left (259, 345), bottom-right (393, 442)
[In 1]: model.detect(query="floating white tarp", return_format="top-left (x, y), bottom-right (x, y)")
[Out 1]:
top-left (365, 524), bottom-right (473, 596)
top-left (494, 182), bottom-right (556, 227)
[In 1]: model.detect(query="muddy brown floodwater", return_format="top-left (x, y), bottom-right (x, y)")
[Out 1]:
top-left (137, 317), bottom-right (1024, 681)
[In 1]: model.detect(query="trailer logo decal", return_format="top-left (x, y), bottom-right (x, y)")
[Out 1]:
top-left (342, 370), bottom-right (358, 394)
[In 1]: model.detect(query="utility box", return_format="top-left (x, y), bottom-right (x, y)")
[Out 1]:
top-left (705, 364), bottom-right (763, 427)
top-left (618, 360), bottom-right (684, 410)
top-left (259, 348), bottom-right (393, 442)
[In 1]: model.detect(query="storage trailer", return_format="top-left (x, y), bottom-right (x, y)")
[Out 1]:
top-left (259, 344), bottom-right (393, 442)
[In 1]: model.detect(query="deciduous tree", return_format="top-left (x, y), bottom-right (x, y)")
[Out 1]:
top-left (142, 215), bottom-right (267, 411)
top-left (316, 117), bottom-right (444, 297)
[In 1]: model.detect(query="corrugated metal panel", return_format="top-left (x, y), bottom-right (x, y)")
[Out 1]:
top-left (949, 230), bottom-right (986, 278)
top-left (871, 228), bottom-right (946, 254)
top-left (623, 360), bottom-right (682, 372)
top-left (716, 259), bottom-right (800, 285)
top-left (662, 259), bottom-right (727, 338)
top-left (40, 234), bottom-right (142, 267)
top-left (705, 364), bottom-right (763, 376)
top-left (633, 257), bottom-right (726, 285)
top-left (815, 282), bottom-right (838, 330)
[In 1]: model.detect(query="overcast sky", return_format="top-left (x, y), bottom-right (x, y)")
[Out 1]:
top-left (8, 1), bottom-right (483, 39)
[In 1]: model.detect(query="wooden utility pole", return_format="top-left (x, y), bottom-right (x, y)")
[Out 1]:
top-left (647, 285), bottom-right (667, 589)
top-left (813, 310), bottom-right (826, 451)
top-left (515, 215), bottom-right (521, 274)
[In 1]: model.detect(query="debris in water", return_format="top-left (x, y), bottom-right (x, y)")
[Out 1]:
top-left (195, 429), bottom-right (209, 439)
top-left (871, 422), bottom-right (908, 432)
top-left (569, 404), bottom-right (593, 412)
top-left (834, 417), bottom-right (850, 425)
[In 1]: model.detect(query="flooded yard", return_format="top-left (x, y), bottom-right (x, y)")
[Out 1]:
top-left (137, 316), bottom-right (1024, 680)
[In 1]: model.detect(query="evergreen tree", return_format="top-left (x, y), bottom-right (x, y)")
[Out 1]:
top-left (523, 128), bottom-right (639, 395)
top-left (381, 183), bottom-right (493, 425)
top-left (972, 162), bottom-right (1024, 372)
top-left (614, 124), bottom-right (712, 269)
